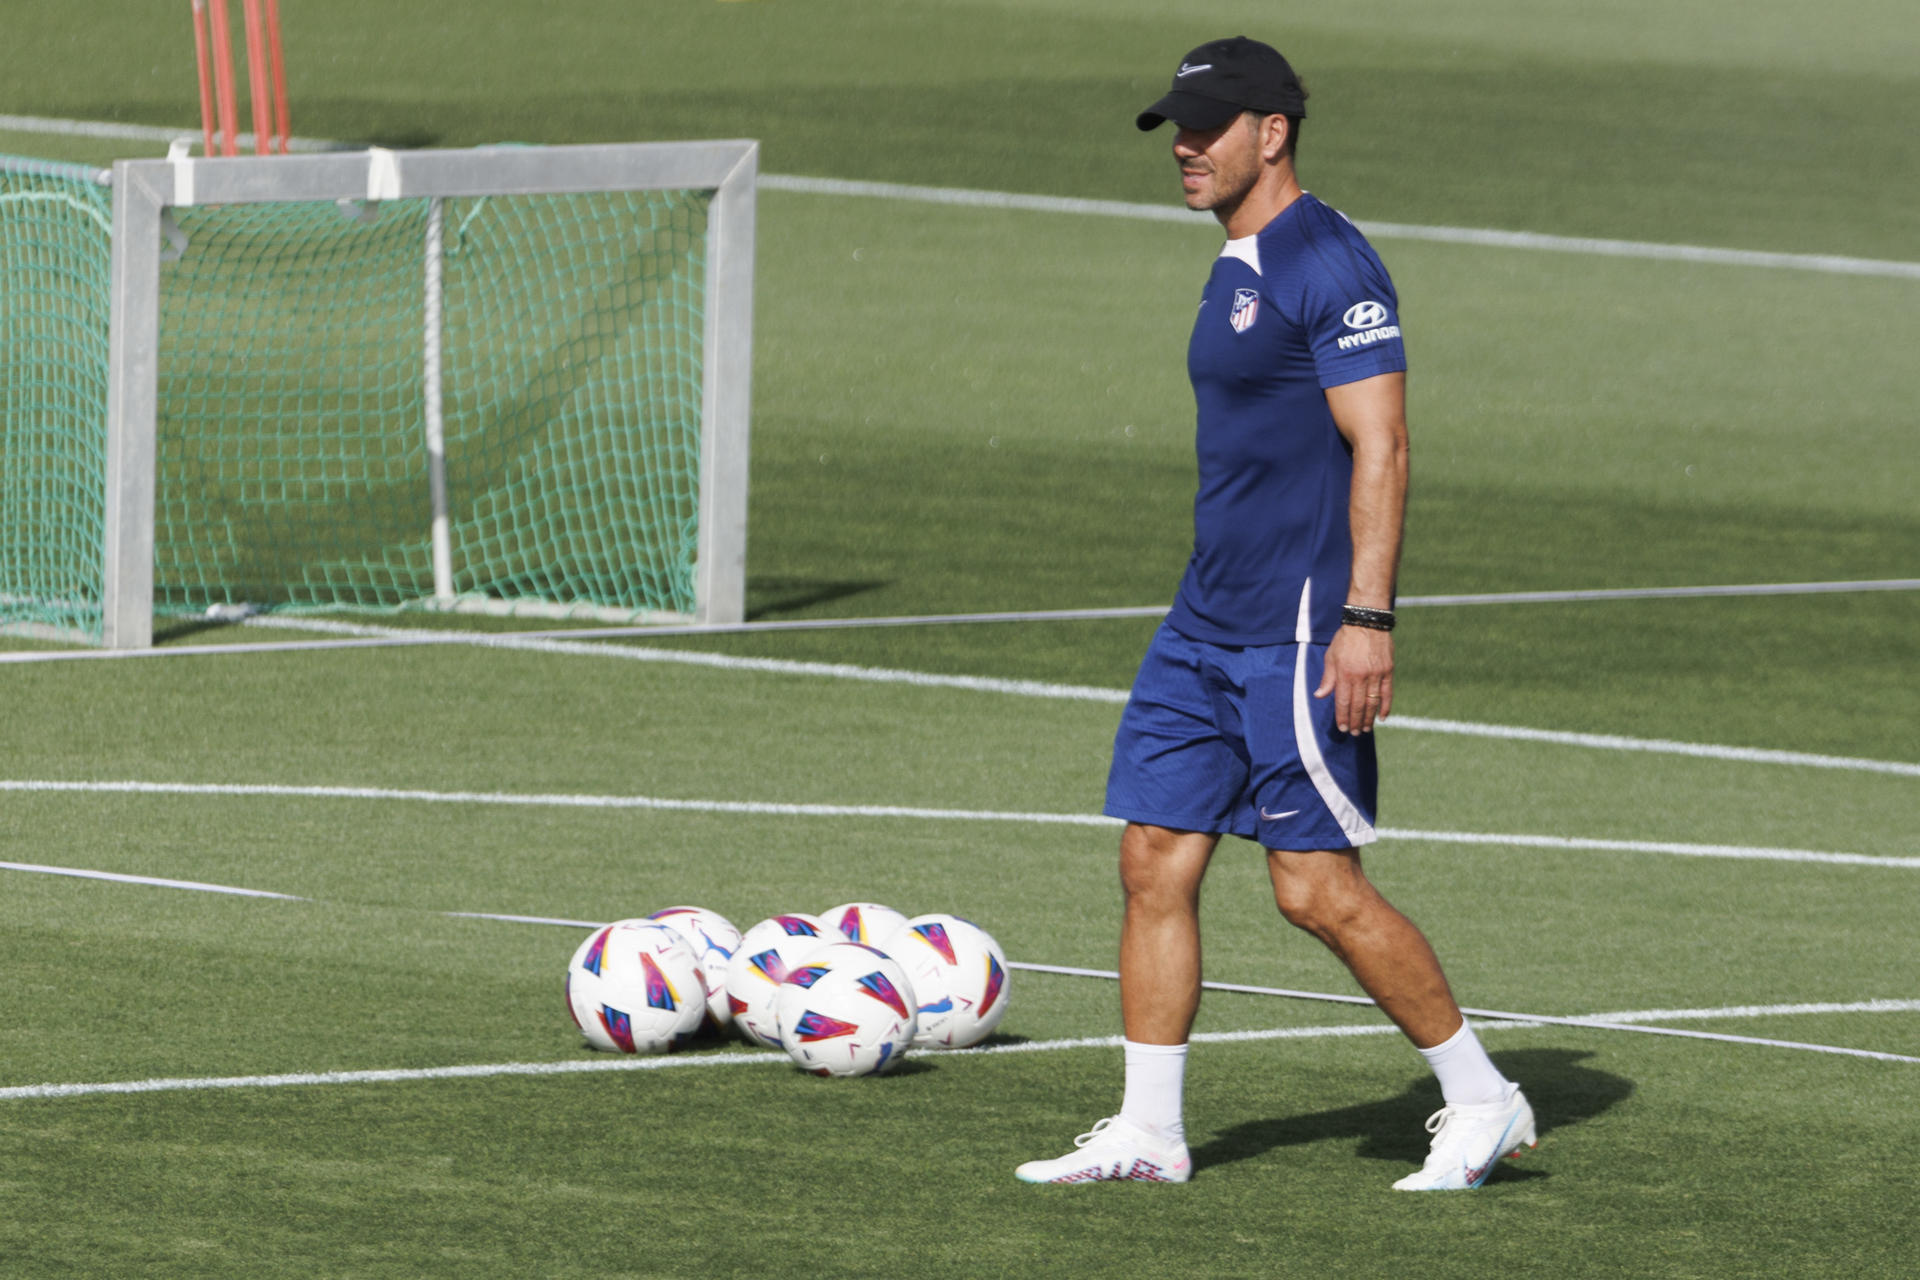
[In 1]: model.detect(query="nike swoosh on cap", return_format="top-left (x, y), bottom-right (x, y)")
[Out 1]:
top-left (1176, 62), bottom-right (1213, 77)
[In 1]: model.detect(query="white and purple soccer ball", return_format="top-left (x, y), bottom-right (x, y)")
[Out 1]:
top-left (774, 942), bottom-right (918, 1077)
top-left (565, 919), bottom-right (708, 1054)
top-left (648, 905), bottom-right (743, 1030)
top-left (880, 913), bottom-right (1011, 1049)
top-left (819, 901), bottom-right (911, 947)
top-left (723, 913), bottom-right (833, 1048)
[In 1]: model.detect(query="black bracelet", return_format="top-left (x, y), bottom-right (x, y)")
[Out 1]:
top-left (1341, 605), bottom-right (1396, 632)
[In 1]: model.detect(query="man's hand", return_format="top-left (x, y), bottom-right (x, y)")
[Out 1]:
top-left (1315, 624), bottom-right (1394, 735)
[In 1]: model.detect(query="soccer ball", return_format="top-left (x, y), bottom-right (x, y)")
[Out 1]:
top-left (819, 901), bottom-right (911, 946)
top-left (880, 914), bottom-right (1011, 1049)
top-left (648, 905), bottom-right (743, 1030)
top-left (774, 943), bottom-right (918, 1077)
top-left (565, 920), bottom-right (708, 1054)
top-left (723, 913), bottom-right (833, 1048)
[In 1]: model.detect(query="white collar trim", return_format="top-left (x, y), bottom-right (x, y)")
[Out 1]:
top-left (1218, 234), bottom-right (1262, 276)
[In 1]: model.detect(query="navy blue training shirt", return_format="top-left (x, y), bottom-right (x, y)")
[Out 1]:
top-left (1163, 192), bottom-right (1407, 646)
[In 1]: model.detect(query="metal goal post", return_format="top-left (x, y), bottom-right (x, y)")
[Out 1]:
top-left (98, 140), bottom-right (756, 649)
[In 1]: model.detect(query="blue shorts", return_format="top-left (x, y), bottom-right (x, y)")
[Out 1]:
top-left (1104, 623), bottom-right (1379, 851)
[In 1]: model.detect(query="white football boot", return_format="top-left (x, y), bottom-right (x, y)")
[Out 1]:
top-left (1392, 1082), bottom-right (1537, 1191)
top-left (1015, 1115), bottom-right (1192, 1184)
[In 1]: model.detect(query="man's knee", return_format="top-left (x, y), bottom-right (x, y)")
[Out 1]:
top-left (1268, 850), bottom-right (1371, 939)
top-left (1270, 875), bottom-right (1329, 935)
top-left (1119, 824), bottom-right (1213, 908)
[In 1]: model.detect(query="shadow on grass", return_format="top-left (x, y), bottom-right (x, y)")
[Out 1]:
top-left (804, 1033), bottom-right (1037, 1077)
top-left (1191, 1047), bottom-right (1631, 1179)
top-left (746, 577), bottom-right (892, 619)
top-left (153, 613), bottom-right (260, 644)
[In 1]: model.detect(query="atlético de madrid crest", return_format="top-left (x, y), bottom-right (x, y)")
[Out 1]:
top-left (1229, 288), bottom-right (1260, 334)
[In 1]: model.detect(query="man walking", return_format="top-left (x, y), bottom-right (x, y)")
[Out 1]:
top-left (1015, 36), bottom-right (1534, 1191)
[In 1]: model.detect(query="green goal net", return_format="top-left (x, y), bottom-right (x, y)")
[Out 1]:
top-left (0, 142), bottom-right (755, 647)
top-left (0, 158), bottom-right (113, 642)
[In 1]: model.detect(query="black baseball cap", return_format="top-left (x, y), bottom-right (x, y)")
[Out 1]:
top-left (1136, 36), bottom-right (1309, 132)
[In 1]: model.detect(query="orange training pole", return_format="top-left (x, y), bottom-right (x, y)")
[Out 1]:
top-left (241, 0), bottom-right (273, 155)
top-left (190, 0), bottom-right (217, 157)
top-left (207, 0), bottom-right (241, 155)
top-left (265, 0), bottom-right (290, 154)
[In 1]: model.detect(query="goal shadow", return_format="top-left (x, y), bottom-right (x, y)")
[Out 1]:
top-left (746, 577), bottom-right (892, 619)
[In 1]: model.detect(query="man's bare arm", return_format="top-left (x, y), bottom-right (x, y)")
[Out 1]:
top-left (1316, 371), bottom-right (1409, 735)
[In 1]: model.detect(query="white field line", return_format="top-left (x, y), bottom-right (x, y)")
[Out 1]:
top-left (31, 611), bottom-right (1920, 780)
top-left (219, 575), bottom-right (1920, 639)
top-left (10, 613), bottom-right (1916, 778)
top-left (1381, 719), bottom-right (1920, 778)
top-left (10, 579), bottom-right (1920, 670)
top-left (6, 997), bottom-right (1917, 1103)
top-left (0, 1029), bottom-right (1370, 1101)
top-left (6, 577), bottom-right (1918, 671)
top-left (1, 779), bottom-right (1914, 867)
top-left (1008, 963), bottom-right (1920, 1025)
top-left (1378, 828), bottom-right (1920, 868)
top-left (47, 876), bottom-right (1920, 1038)
top-left (958, 1011), bottom-right (1893, 1064)
top-left (451, 924), bottom-right (1920, 1031)
top-left (1441, 1008), bottom-right (1920, 1063)
top-left (0, 861), bottom-right (1914, 1100)
top-left (0, 112), bottom-right (337, 153)
top-left (759, 173), bottom-right (1920, 282)
top-left (6, 114), bottom-right (1915, 281)
top-left (273, 575), bottom-right (1920, 628)
top-left (0, 779), bottom-right (1119, 827)
top-left (0, 860), bottom-right (305, 900)
top-left (1586, 999), bottom-right (1920, 1023)
top-left (1009, 962), bottom-right (1920, 1063)
top-left (0, 1052), bottom-right (791, 1101)
top-left (1402, 578), bottom-right (1920, 607)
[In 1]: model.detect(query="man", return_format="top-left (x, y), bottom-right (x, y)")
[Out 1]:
top-left (1014, 36), bottom-right (1534, 1191)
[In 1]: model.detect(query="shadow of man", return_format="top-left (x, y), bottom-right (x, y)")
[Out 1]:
top-left (1190, 1048), bottom-right (1632, 1180)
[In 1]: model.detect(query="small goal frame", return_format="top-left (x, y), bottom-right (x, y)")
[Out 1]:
top-left (101, 140), bottom-right (757, 648)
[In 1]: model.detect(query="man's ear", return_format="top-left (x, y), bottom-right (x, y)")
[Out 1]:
top-left (1262, 113), bottom-right (1291, 162)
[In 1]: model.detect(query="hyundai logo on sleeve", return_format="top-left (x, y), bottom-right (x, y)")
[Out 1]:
top-left (1336, 299), bottom-right (1401, 351)
top-left (1342, 300), bottom-right (1390, 329)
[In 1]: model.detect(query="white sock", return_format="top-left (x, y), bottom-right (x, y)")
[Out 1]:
top-left (1120, 1039), bottom-right (1188, 1143)
top-left (1417, 1020), bottom-right (1510, 1107)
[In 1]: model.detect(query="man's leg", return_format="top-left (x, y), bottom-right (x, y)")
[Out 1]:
top-left (1266, 846), bottom-right (1535, 1188)
top-left (1264, 845), bottom-right (1462, 1046)
top-left (1120, 823), bottom-right (1219, 1045)
top-left (1116, 824), bottom-right (1218, 1144)
top-left (1014, 823), bottom-right (1215, 1184)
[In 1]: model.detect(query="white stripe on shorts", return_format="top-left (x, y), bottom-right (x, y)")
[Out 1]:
top-left (1291, 580), bottom-right (1377, 846)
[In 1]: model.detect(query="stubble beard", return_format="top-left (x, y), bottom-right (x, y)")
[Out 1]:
top-left (1181, 147), bottom-right (1259, 221)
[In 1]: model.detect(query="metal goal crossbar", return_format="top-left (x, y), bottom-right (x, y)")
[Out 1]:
top-left (3, 140), bottom-right (756, 648)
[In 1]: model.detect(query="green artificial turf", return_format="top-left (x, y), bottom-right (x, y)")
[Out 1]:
top-left (2, 0), bottom-right (1917, 1276)
top-left (11, 1), bottom-right (1917, 256)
